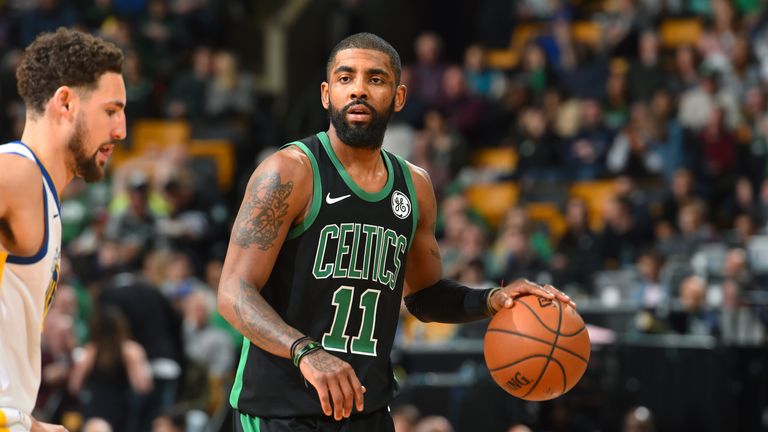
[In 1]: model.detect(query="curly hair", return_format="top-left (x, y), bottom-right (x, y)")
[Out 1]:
top-left (16, 27), bottom-right (124, 115)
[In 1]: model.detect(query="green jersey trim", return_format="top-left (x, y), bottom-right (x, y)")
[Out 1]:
top-left (281, 141), bottom-right (322, 239)
top-left (229, 337), bottom-right (251, 409)
top-left (317, 131), bottom-right (394, 202)
top-left (394, 154), bottom-right (419, 250)
top-left (239, 412), bottom-right (261, 432)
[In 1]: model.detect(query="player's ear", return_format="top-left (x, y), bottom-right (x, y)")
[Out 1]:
top-left (320, 82), bottom-right (330, 109)
top-left (393, 84), bottom-right (407, 113)
top-left (52, 86), bottom-right (76, 120)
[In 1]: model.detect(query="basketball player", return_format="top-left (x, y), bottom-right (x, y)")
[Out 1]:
top-left (0, 28), bottom-right (126, 432)
top-left (217, 33), bottom-right (574, 431)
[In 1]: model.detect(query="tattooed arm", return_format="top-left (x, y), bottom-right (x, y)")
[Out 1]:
top-left (217, 147), bottom-right (312, 357)
top-left (217, 147), bottom-right (365, 420)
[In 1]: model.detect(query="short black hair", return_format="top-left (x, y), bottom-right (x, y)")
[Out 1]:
top-left (327, 32), bottom-right (401, 84)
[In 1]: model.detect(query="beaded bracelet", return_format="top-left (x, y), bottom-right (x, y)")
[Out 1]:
top-left (290, 336), bottom-right (312, 360)
top-left (293, 341), bottom-right (323, 367)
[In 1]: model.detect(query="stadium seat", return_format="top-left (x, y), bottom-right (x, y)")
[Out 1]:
top-left (470, 146), bottom-right (518, 171)
top-left (571, 21), bottom-right (602, 47)
top-left (465, 181), bottom-right (520, 228)
top-left (188, 139), bottom-right (236, 190)
top-left (568, 180), bottom-right (617, 230)
top-left (525, 202), bottom-right (567, 242)
top-left (131, 119), bottom-right (191, 153)
top-left (660, 18), bottom-right (703, 47)
top-left (485, 23), bottom-right (542, 70)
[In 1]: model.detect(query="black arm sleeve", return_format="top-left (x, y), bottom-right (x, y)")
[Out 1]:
top-left (403, 279), bottom-right (496, 323)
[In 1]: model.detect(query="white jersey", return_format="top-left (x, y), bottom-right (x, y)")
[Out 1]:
top-left (0, 142), bottom-right (61, 427)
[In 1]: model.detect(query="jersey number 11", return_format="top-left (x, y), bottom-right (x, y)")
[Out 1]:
top-left (322, 286), bottom-right (380, 356)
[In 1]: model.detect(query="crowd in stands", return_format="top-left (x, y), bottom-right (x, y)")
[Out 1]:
top-left (1, 0), bottom-right (767, 431)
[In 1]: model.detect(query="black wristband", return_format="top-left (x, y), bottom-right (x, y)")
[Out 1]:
top-left (403, 279), bottom-right (496, 323)
top-left (290, 336), bottom-right (312, 360)
top-left (293, 341), bottom-right (322, 367)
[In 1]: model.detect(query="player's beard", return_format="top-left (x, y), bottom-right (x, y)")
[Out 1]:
top-left (67, 113), bottom-right (103, 182)
top-left (329, 97), bottom-right (395, 150)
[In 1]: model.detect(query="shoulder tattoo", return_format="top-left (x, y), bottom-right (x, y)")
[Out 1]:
top-left (233, 171), bottom-right (294, 250)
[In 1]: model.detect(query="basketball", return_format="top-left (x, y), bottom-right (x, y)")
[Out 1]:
top-left (484, 294), bottom-right (590, 401)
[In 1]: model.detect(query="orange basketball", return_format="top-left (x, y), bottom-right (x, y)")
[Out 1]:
top-left (484, 294), bottom-right (590, 401)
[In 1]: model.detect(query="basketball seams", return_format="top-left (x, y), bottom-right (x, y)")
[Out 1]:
top-left (487, 354), bottom-right (550, 372)
top-left (558, 324), bottom-right (587, 337)
top-left (521, 297), bottom-right (563, 399)
top-left (548, 357), bottom-right (567, 395)
top-left (516, 297), bottom-right (559, 334)
top-left (486, 328), bottom-right (589, 364)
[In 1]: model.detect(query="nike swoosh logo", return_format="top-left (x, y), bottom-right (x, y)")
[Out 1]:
top-left (325, 193), bottom-right (351, 204)
top-left (53, 214), bottom-right (59, 219)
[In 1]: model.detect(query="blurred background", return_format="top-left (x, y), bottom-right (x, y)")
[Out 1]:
top-left (1, 0), bottom-right (768, 431)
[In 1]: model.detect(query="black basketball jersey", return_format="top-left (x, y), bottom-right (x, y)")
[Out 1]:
top-left (230, 132), bottom-right (418, 418)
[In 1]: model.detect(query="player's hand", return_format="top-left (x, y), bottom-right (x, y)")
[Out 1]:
top-left (492, 279), bottom-right (576, 311)
top-left (298, 348), bottom-right (366, 421)
top-left (31, 419), bottom-right (69, 432)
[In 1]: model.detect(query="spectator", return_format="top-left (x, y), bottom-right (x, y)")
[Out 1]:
top-left (122, 49), bottom-right (155, 122)
top-left (599, 195), bottom-right (651, 267)
top-left (623, 406), bottom-right (655, 432)
top-left (205, 49), bottom-right (254, 120)
top-left (631, 249), bottom-right (668, 308)
top-left (410, 32), bottom-right (448, 108)
top-left (437, 65), bottom-right (486, 140)
top-left (565, 98), bottom-right (613, 179)
top-left (515, 106), bottom-right (565, 181)
top-left (607, 102), bottom-right (663, 179)
top-left (99, 270), bottom-right (185, 430)
top-left (463, 44), bottom-right (506, 100)
top-left (720, 249), bottom-right (765, 345)
top-left (515, 41), bottom-right (557, 97)
top-left (551, 197), bottom-right (602, 293)
top-left (627, 30), bottom-right (664, 103)
top-left (668, 275), bottom-right (719, 337)
top-left (164, 45), bottom-right (212, 120)
top-left (83, 418), bottom-right (114, 432)
top-left (151, 407), bottom-right (186, 432)
top-left (18, 0), bottom-right (79, 46)
top-left (181, 290), bottom-right (234, 380)
top-left (410, 110), bottom-right (466, 197)
top-left (666, 44), bottom-right (700, 97)
top-left (137, 0), bottom-right (186, 78)
top-left (648, 89), bottom-right (687, 183)
top-left (36, 312), bottom-right (76, 421)
top-left (106, 170), bottom-right (166, 270)
top-left (69, 308), bottom-right (153, 432)
top-left (415, 415), bottom-right (454, 432)
top-left (659, 168), bottom-right (697, 231)
top-left (392, 404), bottom-right (421, 432)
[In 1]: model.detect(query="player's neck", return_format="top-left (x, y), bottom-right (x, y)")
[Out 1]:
top-left (20, 118), bottom-right (72, 196)
top-left (326, 127), bottom-right (384, 174)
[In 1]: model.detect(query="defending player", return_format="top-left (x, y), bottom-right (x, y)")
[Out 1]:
top-left (0, 28), bottom-right (126, 432)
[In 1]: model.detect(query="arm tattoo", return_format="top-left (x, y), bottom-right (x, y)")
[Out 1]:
top-left (232, 278), bottom-right (301, 356)
top-left (233, 172), bottom-right (293, 250)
